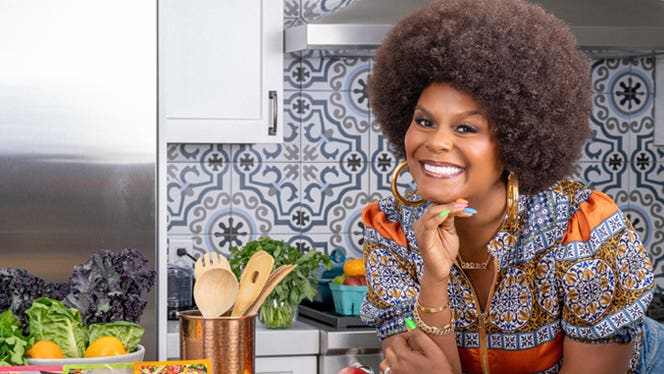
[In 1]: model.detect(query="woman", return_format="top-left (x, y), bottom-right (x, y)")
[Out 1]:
top-left (359, 0), bottom-right (662, 373)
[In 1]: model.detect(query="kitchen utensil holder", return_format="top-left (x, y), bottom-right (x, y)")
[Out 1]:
top-left (179, 310), bottom-right (255, 374)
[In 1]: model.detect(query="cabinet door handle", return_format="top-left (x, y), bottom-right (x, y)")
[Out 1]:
top-left (269, 90), bottom-right (278, 136)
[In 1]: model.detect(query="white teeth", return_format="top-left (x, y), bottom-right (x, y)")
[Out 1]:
top-left (423, 163), bottom-right (462, 176)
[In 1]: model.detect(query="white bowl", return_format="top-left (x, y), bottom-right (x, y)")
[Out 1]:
top-left (27, 344), bottom-right (145, 369)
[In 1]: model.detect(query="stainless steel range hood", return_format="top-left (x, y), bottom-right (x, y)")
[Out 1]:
top-left (285, 0), bottom-right (664, 56)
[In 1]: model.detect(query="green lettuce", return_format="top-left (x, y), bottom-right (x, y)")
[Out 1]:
top-left (0, 310), bottom-right (30, 366)
top-left (25, 297), bottom-right (88, 358)
top-left (87, 321), bottom-right (144, 352)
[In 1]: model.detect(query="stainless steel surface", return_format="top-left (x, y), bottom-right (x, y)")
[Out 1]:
top-left (285, 0), bottom-right (664, 54)
top-left (319, 354), bottom-right (382, 374)
top-left (301, 317), bottom-right (380, 354)
top-left (300, 315), bottom-right (382, 374)
top-left (0, 0), bottom-right (157, 359)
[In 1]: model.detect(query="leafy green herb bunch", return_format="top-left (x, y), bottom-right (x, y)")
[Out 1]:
top-left (229, 237), bottom-right (332, 328)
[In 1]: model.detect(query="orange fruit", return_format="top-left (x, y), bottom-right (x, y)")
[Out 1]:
top-left (84, 336), bottom-right (128, 358)
top-left (343, 258), bottom-right (365, 277)
top-left (26, 340), bottom-right (64, 359)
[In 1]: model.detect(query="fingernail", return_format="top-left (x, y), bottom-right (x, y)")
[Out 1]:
top-left (453, 202), bottom-right (468, 209)
top-left (463, 207), bottom-right (477, 215)
top-left (439, 209), bottom-right (450, 218)
top-left (455, 198), bottom-right (468, 204)
top-left (405, 317), bottom-right (417, 331)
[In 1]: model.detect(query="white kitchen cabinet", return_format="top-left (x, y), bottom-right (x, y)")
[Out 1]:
top-left (256, 356), bottom-right (318, 374)
top-left (159, 0), bottom-right (283, 143)
top-left (166, 320), bottom-right (320, 371)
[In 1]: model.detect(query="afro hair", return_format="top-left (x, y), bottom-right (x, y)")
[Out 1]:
top-left (369, 0), bottom-right (592, 194)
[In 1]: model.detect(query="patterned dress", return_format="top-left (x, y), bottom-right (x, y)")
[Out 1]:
top-left (360, 179), bottom-right (654, 373)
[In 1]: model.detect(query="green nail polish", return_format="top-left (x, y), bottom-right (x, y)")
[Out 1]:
top-left (405, 317), bottom-right (417, 331)
top-left (438, 209), bottom-right (450, 218)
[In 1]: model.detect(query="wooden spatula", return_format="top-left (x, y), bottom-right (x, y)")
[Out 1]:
top-left (231, 250), bottom-right (274, 316)
top-left (244, 264), bottom-right (298, 316)
top-left (194, 252), bottom-right (231, 280)
top-left (193, 268), bottom-right (239, 317)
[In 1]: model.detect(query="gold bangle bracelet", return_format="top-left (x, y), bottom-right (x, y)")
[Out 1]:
top-left (416, 296), bottom-right (449, 313)
top-left (412, 306), bottom-right (455, 336)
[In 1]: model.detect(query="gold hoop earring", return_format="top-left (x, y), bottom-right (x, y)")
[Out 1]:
top-left (506, 171), bottom-right (519, 231)
top-left (390, 161), bottom-right (426, 207)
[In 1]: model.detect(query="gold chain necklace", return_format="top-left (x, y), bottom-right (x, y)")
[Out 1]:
top-left (457, 252), bottom-right (492, 270)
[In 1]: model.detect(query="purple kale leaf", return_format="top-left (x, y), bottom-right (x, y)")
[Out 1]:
top-left (0, 268), bottom-right (66, 334)
top-left (64, 248), bottom-right (156, 325)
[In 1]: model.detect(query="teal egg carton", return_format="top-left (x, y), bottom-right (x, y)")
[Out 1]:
top-left (329, 283), bottom-right (368, 316)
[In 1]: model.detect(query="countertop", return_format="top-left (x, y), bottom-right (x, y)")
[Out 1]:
top-left (167, 318), bottom-right (321, 359)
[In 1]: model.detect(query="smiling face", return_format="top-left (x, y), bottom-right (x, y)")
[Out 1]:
top-left (404, 82), bottom-right (504, 204)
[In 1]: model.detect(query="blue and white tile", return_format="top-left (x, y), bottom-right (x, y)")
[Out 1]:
top-left (581, 93), bottom-right (631, 163)
top-left (370, 155), bottom-right (417, 200)
top-left (206, 231), bottom-right (262, 256)
top-left (368, 169), bottom-right (393, 202)
top-left (339, 215), bottom-right (366, 258)
top-left (302, 232), bottom-right (363, 260)
top-left (606, 61), bottom-right (653, 116)
top-left (167, 144), bottom-right (233, 164)
top-left (572, 161), bottom-right (629, 198)
top-left (368, 115), bottom-right (402, 164)
top-left (300, 161), bottom-right (369, 234)
top-left (231, 161), bottom-right (301, 235)
top-left (300, 51), bottom-right (371, 92)
top-left (300, 91), bottom-right (370, 163)
top-left (368, 143), bottom-right (398, 197)
top-left (624, 58), bottom-right (656, 161)
top-left (233, 92), bottom-right (302, 163)
top-left (167, 161), bottom-right (232, 235)
top-left (627, 56), bottom-right (656, 84)
top-left (590, 58), bottom-right (626, 94)
top-left (297, 233), bottom-right (338, 257)
top-left (300, 0), bottom-right (355, 23)
top-left (619, 162), bottom-right (664, 290)
top-left (284, 52), bottom-right (303, 91)
top-left (283, 0), bottom-right (301, 28)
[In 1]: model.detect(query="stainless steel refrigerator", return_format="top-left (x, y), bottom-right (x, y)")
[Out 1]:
top-left (0, 0), bottom-right (158, 359)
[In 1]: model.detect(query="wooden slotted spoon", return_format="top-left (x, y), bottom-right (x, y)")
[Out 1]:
top-left (244, 264), bottom-right (298, 316)
top-left (231, 250), bottom-right (274, 316)
top-left (193, 268), bottom-right (239, 317)
top-left (194, 252), bottom-right (231, 279)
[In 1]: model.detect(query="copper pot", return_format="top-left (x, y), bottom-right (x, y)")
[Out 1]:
top-left (179, 310), bottom-right (255, 374)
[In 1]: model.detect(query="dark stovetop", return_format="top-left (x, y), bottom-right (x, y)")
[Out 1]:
top-left (298, 302), bottom-right (370, 329)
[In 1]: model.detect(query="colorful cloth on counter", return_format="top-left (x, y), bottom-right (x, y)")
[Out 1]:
top-left (360, 179), bottom-right (655, 373)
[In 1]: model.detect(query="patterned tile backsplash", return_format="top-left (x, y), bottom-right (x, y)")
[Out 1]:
top-left (167, 0), bottom-right (663, 291)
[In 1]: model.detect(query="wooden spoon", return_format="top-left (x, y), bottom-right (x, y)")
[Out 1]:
top-left (193, 268), bottom-right (239, 317)
top-left (245, 264), bottom-right (298, 316)
top-left (231, 250), bottom-right (274, 316)
top-left (194, 252), bottom-right (231, 279)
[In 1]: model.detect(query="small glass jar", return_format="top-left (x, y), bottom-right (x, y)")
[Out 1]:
top-left (259, 299), bottom-right (298, 329)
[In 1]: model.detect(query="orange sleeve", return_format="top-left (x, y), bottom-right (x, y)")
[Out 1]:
top-left (562, 190), bottom-right (619, 243)
top-left (362, 201), bottom-right (408, 247)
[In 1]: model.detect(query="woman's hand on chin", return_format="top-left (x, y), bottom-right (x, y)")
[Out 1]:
top-left (413, 202), bottom-right (474, 281)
